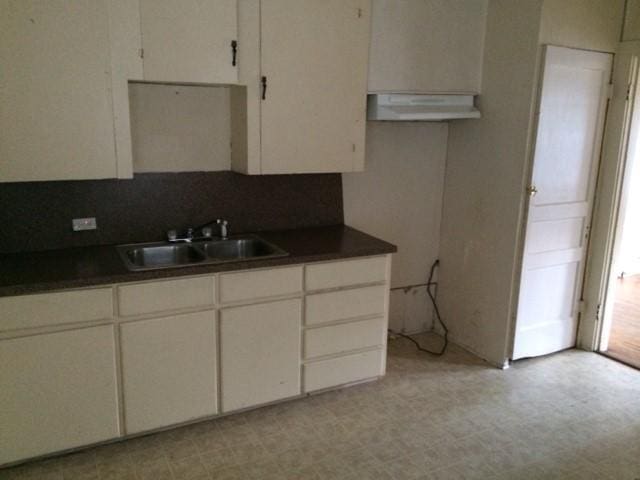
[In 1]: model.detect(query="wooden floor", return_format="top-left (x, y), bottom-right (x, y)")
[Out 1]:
top-left (605, 274), bottom-right (640, 369)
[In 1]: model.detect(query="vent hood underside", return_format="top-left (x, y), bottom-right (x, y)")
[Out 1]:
top-left (367, 94), bottom-right (481, 121)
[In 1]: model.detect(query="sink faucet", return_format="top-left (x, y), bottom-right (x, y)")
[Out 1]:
top-left (217, 219), bottom-right (229, 240)
top-left (166, 222), bottom-right (226, 242)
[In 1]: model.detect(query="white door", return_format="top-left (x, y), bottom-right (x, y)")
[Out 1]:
top-left (139, 0), bottom-right (238, 84)
top-left (512, 46), bottom-right (612, 360)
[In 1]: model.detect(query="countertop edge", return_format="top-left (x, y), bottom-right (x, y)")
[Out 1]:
top-left (0, 226), bottom-right (397, 297)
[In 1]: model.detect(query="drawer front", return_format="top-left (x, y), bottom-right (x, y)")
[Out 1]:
top-left (118, 276), bottom-right (215, 317)
top-left (305, 256), bottom-right (388, 291)
top-left (305, 285), bottom-right (387, 326)
top-left (304, 349), bottom-right (384, 392)
top-left (0, 288), bottom-right (113, 332)
top-left (304, 317), bottom-right (386, 359)
top-left (219, 266), bottom-right (302, 304)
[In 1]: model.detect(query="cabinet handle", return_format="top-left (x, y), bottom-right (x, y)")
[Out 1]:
top-left (261, 76), bottom-right (267, 100)
top-left (231, 40), bottom-right (238, 67)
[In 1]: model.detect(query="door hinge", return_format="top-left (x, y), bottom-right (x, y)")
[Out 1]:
top-left (357, 7), bottom-right (363, 18)
top-left (577, 299), bottom-right (586, 315)
top-left (627, 83), bottom-right (632, 101)
top-left (595, 303), bottom-right (601, 321)
top-left (606, 83), bottom-right (614, 99)
top-left (139, 48), bottom-right (144, 59)
top-left (352, 143), bottom-right (356, 153)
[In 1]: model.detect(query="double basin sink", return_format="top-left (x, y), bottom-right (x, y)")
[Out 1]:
top-left (117, 235), bottom-right (288, 271)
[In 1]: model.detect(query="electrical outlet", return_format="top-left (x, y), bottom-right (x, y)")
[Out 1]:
top-left (72, 217), bottom-right (97, 231)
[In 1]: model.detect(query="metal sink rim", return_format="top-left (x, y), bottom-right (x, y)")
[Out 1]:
top-left (116, 234), bottom-right (289, 271)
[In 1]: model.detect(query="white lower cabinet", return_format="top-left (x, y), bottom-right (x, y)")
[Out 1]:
top-left (0, 326), bottom-right (120, 465)
top-left (0, 255), bottom-right (391, 465)
top-left (220, 299), bottom-right (302, 412)
top-left (120, 311), bottom-right (218, 434)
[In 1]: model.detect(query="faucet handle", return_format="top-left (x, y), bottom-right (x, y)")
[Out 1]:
top-left (167, 229), bottom-right (177, 242)
top-left (187, 228), bottom-right (194, 239)
top-left (201, 226), bottom-right (213, 238)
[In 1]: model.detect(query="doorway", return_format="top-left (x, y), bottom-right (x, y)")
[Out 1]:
top-left (599, 54), bottom-right (640, 369)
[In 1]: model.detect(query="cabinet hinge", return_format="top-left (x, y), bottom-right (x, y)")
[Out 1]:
top-left (352, 143), bottom-right (356, 153)
top-left (627, 83), bottom-right (632, 101)
top-left (357, 7), bottom-right (362, 18)
top-left (139, 48), bottom-right (144, 59)
top-left (606, 83), bottom-right (613, 100)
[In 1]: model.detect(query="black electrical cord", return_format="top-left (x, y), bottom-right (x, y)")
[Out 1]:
top-left (389, 259), bottom-right (449, 356)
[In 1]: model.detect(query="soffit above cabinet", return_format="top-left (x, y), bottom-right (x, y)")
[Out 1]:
top-left (368, 0), bottom-right (488, 94)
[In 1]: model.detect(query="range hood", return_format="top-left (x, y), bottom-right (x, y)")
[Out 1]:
top-left (367, 94), bottom-right (481, 121)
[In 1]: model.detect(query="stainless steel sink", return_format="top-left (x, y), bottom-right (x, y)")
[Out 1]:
top-left (117, 235), bottom-right (288, 271)
top-left (198, 237), bottom-right (284, 260)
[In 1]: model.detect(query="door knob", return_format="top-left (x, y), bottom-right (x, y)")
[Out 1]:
top-left (526, 185), bottom-right (538, 197)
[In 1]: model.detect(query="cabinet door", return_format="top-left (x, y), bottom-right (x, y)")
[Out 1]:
top-left (139, 0), bottom-right (238, 84)
top-left (120, 311), bottom-right (218, 434)
top-left (260, 0), bottom-right (370, 173)
top-left (0, 1), bottom-right (118, 182)
top-left (0, 326), bottom-right (120, 465)
top-left (220, 299), bottom-right (301, 412)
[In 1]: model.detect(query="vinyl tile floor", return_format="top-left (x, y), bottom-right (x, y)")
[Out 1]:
top-left (2, 334), bottom-right (640, 480)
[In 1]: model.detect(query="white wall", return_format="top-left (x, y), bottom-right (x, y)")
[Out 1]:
top-left (539, 0), bottom-right (624, 51)
top-left (623, 0), bottom-right (640, 41)
top-left (439, 0), bottom-right (544, 366)
top-left (129, 83), bottom-right (231, 173)
top-left (438, 0), bottom-right (624, 367)
top-left (343, 122), bottom-right (448, 333)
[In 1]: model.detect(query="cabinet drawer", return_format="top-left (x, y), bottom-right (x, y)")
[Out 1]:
top-left (305, 256), bottom-right (388, 291)
top-left (219, 266), bottom-right (302, 304)
top-left (118, 276), bottom-right (215, 317)
top-left (304, 317), bottom-right (386, 359)
top-left (304, 349), bottom-right (384, 392)
top-left (306, 285), bottom-right (387, 326)
top-left (0, 288), bottom-right (113, 332)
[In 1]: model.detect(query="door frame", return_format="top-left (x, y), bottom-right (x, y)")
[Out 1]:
top-left (580, 41), bottom-right (640, 352)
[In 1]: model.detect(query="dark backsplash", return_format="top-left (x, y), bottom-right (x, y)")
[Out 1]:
top-left (0, 171), bottom-right (343, 254)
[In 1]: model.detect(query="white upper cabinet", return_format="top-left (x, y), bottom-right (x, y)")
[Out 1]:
top-left (0, 1), bottom-right (140, 182)
top-left (368, 0), bottom-right (488, 94)
top-left (259, 0), bottom-right (370, 173)
top-left (231, 0), bottom-right (371, 174)
top-left (139, 0), bottom-right (238, 84)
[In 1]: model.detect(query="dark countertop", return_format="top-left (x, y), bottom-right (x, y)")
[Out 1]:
top-left (0, 225), bottom-right (396, 297)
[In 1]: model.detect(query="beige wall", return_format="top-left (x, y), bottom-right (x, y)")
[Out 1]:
top-left (439, 0), bottom-right (624, 366)
top-left (623, 0), bottom-right (640, 41)
top-left (439, 0), bottom-right (544, 366)
top-left (539, 0), bottom-right (624, 52)
top-left (343, 122), bottom-right (448, 333)
top-left (129, 83), bottom-right (231, 173)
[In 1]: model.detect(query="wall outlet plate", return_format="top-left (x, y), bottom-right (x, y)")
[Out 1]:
top-left (72, 217), bottom-right (97, 231)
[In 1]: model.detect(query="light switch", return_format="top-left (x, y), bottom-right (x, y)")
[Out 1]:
top-left (72, 217), bottom-right (97, 231)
